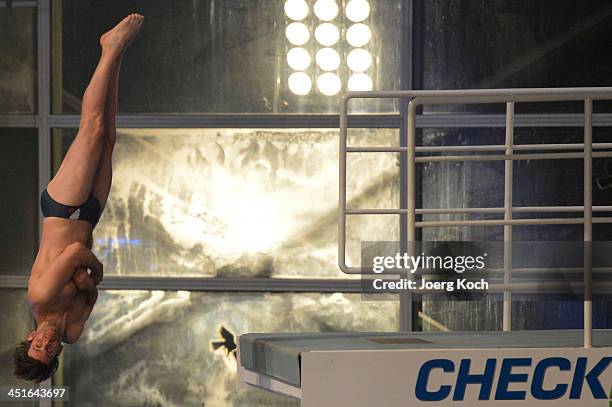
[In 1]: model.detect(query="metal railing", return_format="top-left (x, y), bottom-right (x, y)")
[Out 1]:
top-left (339, 87), bottom-right (612, 348)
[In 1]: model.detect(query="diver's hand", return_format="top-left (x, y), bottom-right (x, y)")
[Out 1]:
top-left (72, 268), bottom-right (94, 290)
top-left (72, 268), bottom-right (98, 305)
top-left (68, 242), bottom-right (104, 285)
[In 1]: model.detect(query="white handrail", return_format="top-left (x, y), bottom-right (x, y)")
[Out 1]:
top-left (339, 87), bottom-right (612, 349)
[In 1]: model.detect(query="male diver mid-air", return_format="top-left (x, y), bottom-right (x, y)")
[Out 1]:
top-left (14, 14), bottom-right (144, 383)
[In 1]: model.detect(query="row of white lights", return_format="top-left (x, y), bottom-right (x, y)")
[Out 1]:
top-left (285, 0), bottom-right (373, 96)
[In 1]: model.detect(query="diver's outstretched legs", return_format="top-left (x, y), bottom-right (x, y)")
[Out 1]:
top-left (47, 14), bottom-right (143, 207)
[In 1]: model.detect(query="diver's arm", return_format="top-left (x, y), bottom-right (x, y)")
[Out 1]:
top-left (30, 242), bottom-right (103, 305)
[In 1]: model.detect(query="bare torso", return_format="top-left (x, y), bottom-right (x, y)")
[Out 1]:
top-left (29, 218), bottom-right (96, 343)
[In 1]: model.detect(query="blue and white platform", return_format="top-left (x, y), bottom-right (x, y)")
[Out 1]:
top-left (237, 330), bottom-right (612, 406)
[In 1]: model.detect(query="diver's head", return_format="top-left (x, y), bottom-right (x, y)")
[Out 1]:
top-left (13, 323), bottom-right (62, 382)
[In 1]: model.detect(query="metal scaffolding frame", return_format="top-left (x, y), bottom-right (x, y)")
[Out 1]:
top-left (339, 87), bottom-right (612, 347)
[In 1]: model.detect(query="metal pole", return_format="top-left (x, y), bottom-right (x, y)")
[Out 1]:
top-left (338, 95), bottom-right (349, 273)
top-left (400, 100), bottom-right (418, 331)
top-left (415, 217), bottom-right (610, 227)
top-left (345, 87), bottom-right (612, 101)
top-left (503, 102), bottom-right (514, 332)
top-left (346, 205), bottom-right (612, 215)
top-left (398, 0), bottom-right (414, 332)
top-left (38, 0), bottom-right (52, 402)
top-left (347, 142), bottom-right (612, 153)
top-left (38, 0), bottom-right (51, 223)
top-left (584, 98), bottom-right (593, 349)
top-left (407, 101), bottom-right (418, 246)
top-left (346, 149), bottom-right (612, 161)
top-left (413, 151), bottom-right (610, 162)
top-left (417, 142), bottom-right (612, 152)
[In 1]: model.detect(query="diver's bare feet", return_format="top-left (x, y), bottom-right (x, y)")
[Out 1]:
top-left (100, 14), bottom-right (144, 56)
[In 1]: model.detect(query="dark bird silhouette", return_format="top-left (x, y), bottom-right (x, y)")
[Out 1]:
top-left (210, 325), bottom-right (237, 359)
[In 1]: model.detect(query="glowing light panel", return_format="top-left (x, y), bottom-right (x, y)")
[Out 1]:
top-left (347, 48), bottom-right (372, 72)
top-left (345, 0), bottom-right (370, 22)
top-left (346, 23), bottom-right (371, 47)
top-left (348, 73), bottom-right (373, 91)
top-left (314, 0), bottom-right (339, 21)
top-left (284, 0), bottom-right (309, 21)
top-left (315, 23), bottom-right (340, 46)
top-left (285, 22), bottom-right (310, 46)
top-left (317, 72), bottom-right (341, 96)
top-left (316, 48), bottom-right (341, 71)
top-left (287, 47), bottom-right (311, 71)
top-left (288, 72), bottom-right (312, 95)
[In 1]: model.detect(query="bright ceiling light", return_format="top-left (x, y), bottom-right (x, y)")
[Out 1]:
top-left (284, 0), bottom-right (309, 21)
top-left (346, 48), bottom-right (372, 72)
top-left (348, 73), bottom-right (373, 91)
top-left (346, 23), bottom-right (371, 47)
top-left (287, 47), bottom-right (311, 70)
top-left (316, 47), bottom-right (341, 71)
top-left (288, 72), bottom-right (312, 95)
top-left (285, 22), bottom-right (310, 46)
top-left (314, 0), bottom-right (339, 21)
top-left (345, 0), bottom-right (370, 22)
top-left (315, 23), bottom-right (340, 46)
top-left (317, 72), bottom-right (341, 96)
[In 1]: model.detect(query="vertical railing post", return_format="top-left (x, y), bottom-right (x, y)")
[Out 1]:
top-left (400, 100), bottom-right (418, 331)
top-left (503, 102), bottom-right (514, 332)
top-left (338, 95), bottom-right (349, 273)
top-left (584, 97), bottom-right (593, 349)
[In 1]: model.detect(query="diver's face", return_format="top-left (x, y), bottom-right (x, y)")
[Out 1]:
top-left (26, 327), bottom-right (62, 364)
